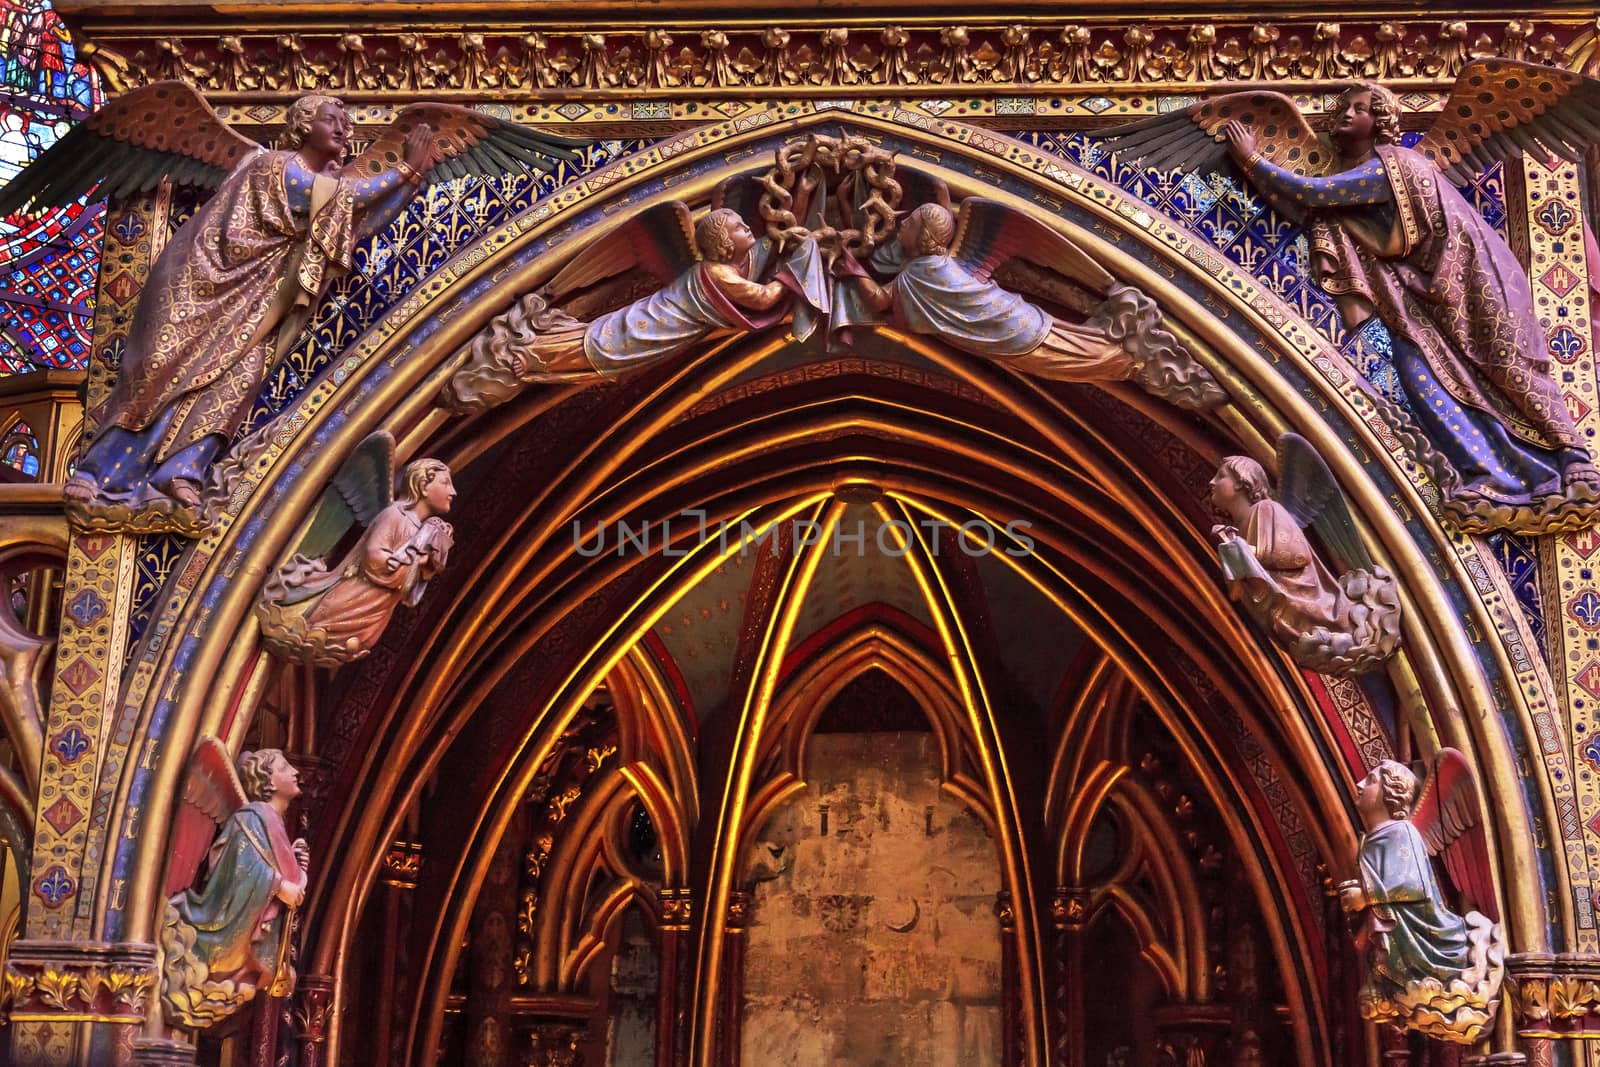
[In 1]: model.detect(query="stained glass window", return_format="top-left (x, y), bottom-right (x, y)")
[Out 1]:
top-left (0, 416), bottom-right (37, 476)
top-left (0, 0), bottom-right (101, 375)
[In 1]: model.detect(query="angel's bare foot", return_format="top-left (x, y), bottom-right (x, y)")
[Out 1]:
top-left (1564, 459), bottom-right (1600, 494)
top-left (63, 475), bottom-right (96, 504)
top-left (163, 479), bottom-right (202, 510)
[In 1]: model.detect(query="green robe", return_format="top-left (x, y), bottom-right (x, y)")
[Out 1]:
top-left (1358, 819), bottom-right (1471, 990)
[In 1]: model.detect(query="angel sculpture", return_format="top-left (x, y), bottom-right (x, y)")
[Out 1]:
top-left (1209, 434), bottom-right (1401, 674)
top-left (1339, 752), bottom-right (1505, 1043)
top-left (161, 740), bottom-right (309, 1029)
top-left (443, 173), bottom-right (831, 412)
top-left (0, 82), bottom-right (583, 533)
top-left (256, 432), bottom-right (454, 667)
top-left (1104, 63), bottom-right (1600, 534)
top-left (838, 180), bottom-right (1224, 411)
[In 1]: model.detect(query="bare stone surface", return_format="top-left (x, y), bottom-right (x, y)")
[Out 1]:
top-left (741, 732), bottom-right (1002, 1066)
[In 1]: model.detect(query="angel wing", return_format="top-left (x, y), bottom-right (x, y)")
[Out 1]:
top-left (948, 196), bottom-right (1115, 294)
top-left (1275, 433), bottom-right (1373, 573)
top-left (544, 200), bottom-right (699, 309)
top-left (165, 736), bottom-right (248, 897)
top-left (286, 431), bottom-right (396, 587)
top-left (0, 81), bottom-right (260, 215)
top-left (1100, 91), bottom-right (1334, 178)
top-left (1411, 748), bottom-right (1499, 922)
top-left (712, 170), bottom-right (767, 227)
top-left (342, 102), bottom-right (586, 187)
top-left (1416, 60), bottom-right (1600, 184)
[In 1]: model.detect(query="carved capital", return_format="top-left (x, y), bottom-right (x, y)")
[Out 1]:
top-left (526, 1021), bottom-right (585, 1067)
top-left (658, 887), bottom-right (693, 930)
top-left (726, 891), bottom-right (751, 931)
top-left (294, 975), bottom-right (336, 1045)
top-left (3, 941), bottom-right (158, 1025)
top-left (1505, 952), bottom-right (1600, 1037)
top-left (381, 840), bottom-right (424, 890)
top-left (1051, 887), bottom-right (1091, 930)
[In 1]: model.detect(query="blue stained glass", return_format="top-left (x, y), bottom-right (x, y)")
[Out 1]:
top-left (0, 0), bottom-right (101, 373)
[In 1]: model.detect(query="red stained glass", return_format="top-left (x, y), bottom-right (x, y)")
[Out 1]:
top-left (0, 0), bottom-right (101, 372)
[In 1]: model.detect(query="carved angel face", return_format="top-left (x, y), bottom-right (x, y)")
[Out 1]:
top-left (303, 102), bottom-right (351, 168)
top-left (1332, 89), bottom-right (1376, 149)
top-left (422, 469), bottom-right (457, 516)
top-left (1208, 468), bottom-right (1239, 512)
top-left (270, 757), bottom-right (303, 802)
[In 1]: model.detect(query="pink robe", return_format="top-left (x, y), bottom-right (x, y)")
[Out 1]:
top-left (304, 504), bottom-right (446, 653)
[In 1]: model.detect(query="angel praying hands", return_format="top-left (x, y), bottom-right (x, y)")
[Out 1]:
top-left (1105, 62), bottom-right (1600, 534)
top-left (0, 82), bottom-right (584, 531)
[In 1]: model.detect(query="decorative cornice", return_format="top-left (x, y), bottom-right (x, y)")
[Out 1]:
top-left (66, 15), bottom-right (1600, 108)
top-left (1505, 953), bottom-right (1600, 1038)
top-left (2, 941), bottom-right (158, 1026)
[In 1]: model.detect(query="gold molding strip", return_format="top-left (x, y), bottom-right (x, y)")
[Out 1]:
top-left (66, 14), bottom-right (1600, 101)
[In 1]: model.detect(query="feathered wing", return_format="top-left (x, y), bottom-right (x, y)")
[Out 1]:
top-left (0, 80), bottom-right (260, 215)
top-left (166, 736), bottom-right (248, 897)
top-left (343, 102), bottom-right (587, 187)
top-left (293, 431), bottom-right (397, 569)
top-left (949, 197), bottom-right (1116, 294)
top-left (1275, 433), bottom-right (1372, 572)
top-left (1100, 91), bottom-right (1332, 178)
top-left (1411, 748), bottom-right (1499, 922)
top-left (544, 200), bottom-right (699, 308)
top-left (712, 170), bottom-right (767, 227)
top-left (1416, 60), bottom-right (1600, 184)
top-left (894, 166), bottom-right (954, 215)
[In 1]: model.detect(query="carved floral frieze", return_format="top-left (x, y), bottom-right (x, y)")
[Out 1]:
top-left (78, 18), bottom-right (1600, 100)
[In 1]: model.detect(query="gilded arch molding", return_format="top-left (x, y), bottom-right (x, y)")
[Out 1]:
top-left (13, 100), bottom-right (1578, 1064)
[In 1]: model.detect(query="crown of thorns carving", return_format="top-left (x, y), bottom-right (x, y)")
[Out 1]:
top-left (758, 133), bottom-right (903, 264)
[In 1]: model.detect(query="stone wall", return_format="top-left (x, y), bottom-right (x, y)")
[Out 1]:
top-left (741, 732), bottom-right (1002, 1066)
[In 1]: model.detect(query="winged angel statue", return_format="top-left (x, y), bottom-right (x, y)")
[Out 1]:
top-left (443, 174), bottom-right (831, 411)
top-left (1341, 750), bottom-right (1505, 1043)
top-left (1210, 433), bottom-right (1401, 674)
top-left (161, 738), bottom-right (309, 1030)
top-left (256, 431), bottom-right (454, 667)
top-left (0, 81), bottom-right (582, 533)
top-left (443, 133), bottom-right (1224, 414)
top-left (1105, 61), bottom-right (1600, 534)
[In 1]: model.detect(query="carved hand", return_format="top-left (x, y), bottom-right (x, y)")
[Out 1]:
top-left (1338, 883), bottom-right (1366, 913)
top-left (293, 836), bottom-right (311, 872)
top-left (1222, 120), bottom-right (1256, 162)
top-left (1211, 522), bottom-right (1240, 545)
top-left (280, 878), bottom-right (307, 908)
top-left (403, 122), bottom-right (435, 173)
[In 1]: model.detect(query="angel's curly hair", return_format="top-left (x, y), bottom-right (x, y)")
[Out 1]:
top-left (400, 458), bottom-right (449, 506)
top-left (906, 203), bottom-right (955, 256)
top-left (1375, 760), bottom-right (1418, 820)
top-left (238, 748), bottom-right (292, 801)
top-left (283, 94), bottom-right (346, 150)
top-left (1341, 82), bottom-right (1402, 146)
top-left (1217, 455), bottom-right (1271, 504)
top-left (694, 208), bottom-right (745, 263)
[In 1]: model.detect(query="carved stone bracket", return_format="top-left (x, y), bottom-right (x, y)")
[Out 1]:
top-left (2, 940), bottom-right (158, 1025)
